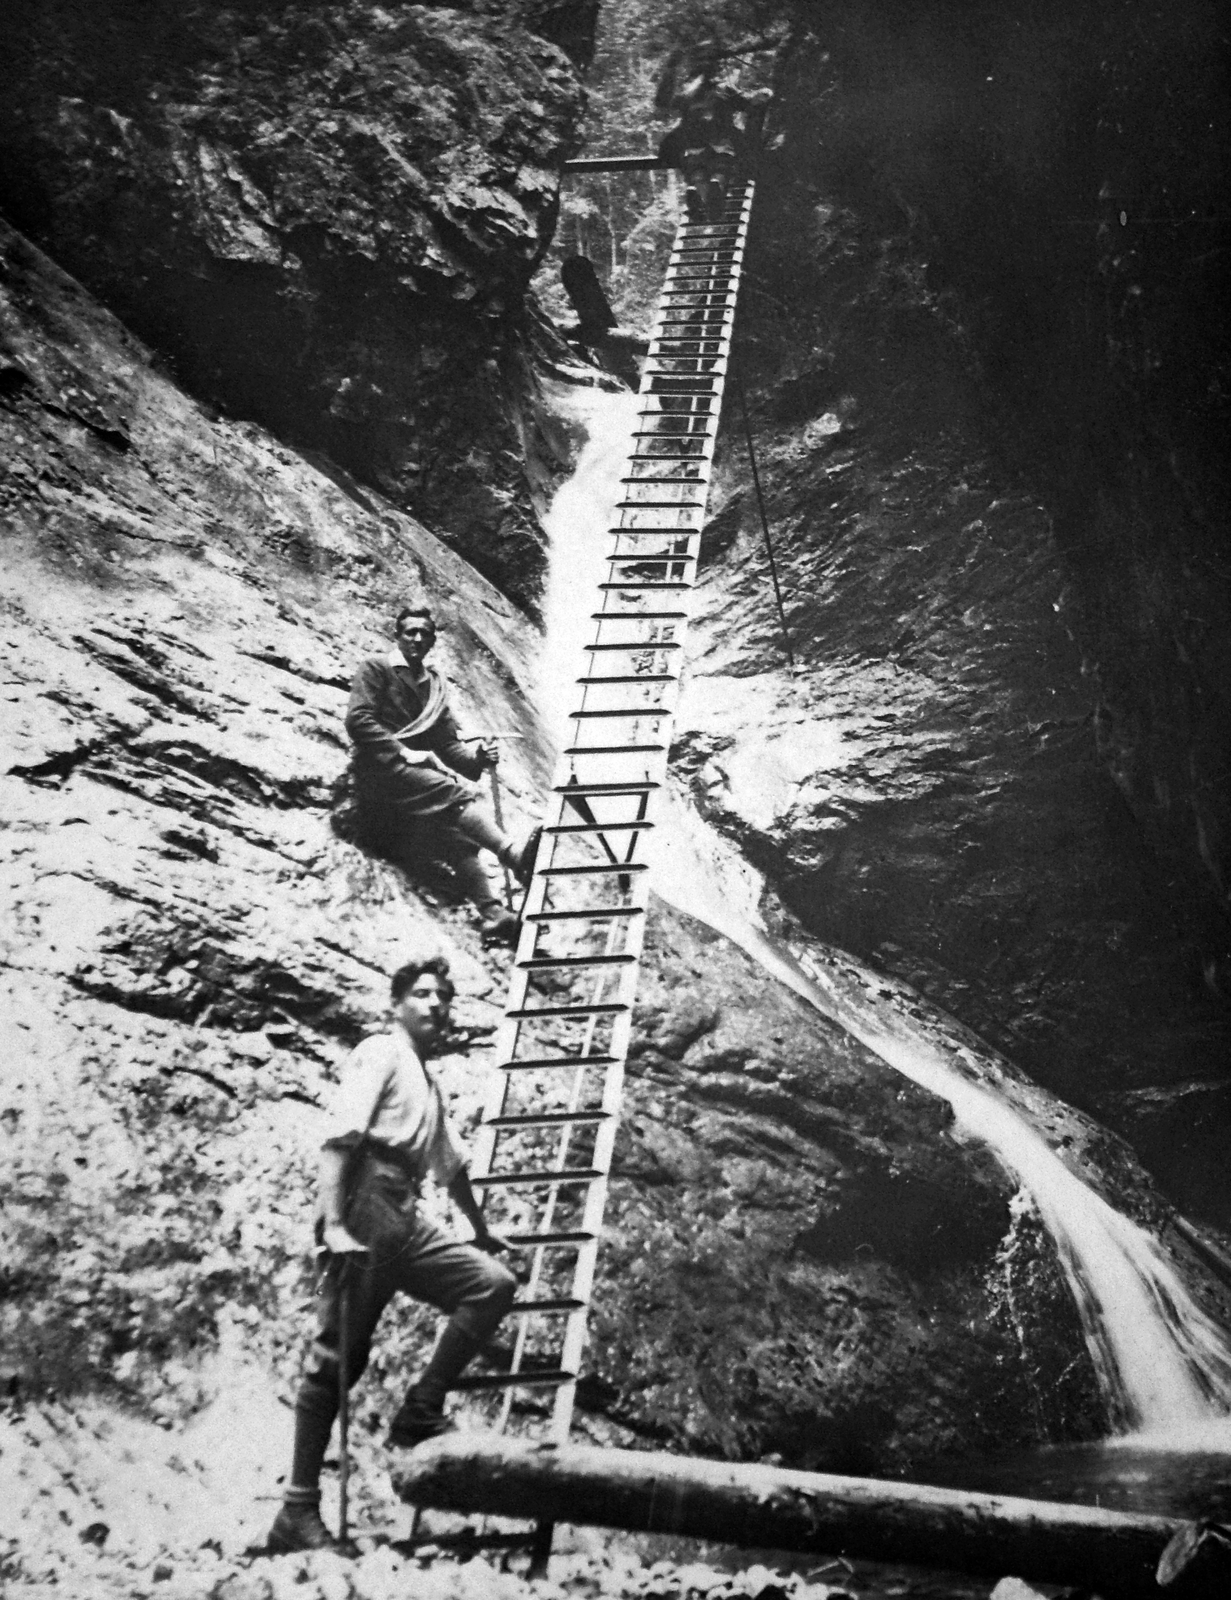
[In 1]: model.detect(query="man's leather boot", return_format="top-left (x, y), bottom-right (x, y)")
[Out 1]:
top-left (477, 902), bottom-right (519, 947)
top-left (387, 1388), bottom-right (457, 1450)
top-left (499, 826), bottom-right (542, 888)
top-left (266, 1498), bottom-right (336, 1554)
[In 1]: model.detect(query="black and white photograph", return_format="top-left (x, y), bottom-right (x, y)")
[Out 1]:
top-left (1, 4), bottom-right (1229, 1597)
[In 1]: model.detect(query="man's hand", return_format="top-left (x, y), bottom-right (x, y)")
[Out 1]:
top-left (322, 1222), bottom-right (369, 1256)
top-left (473, 740), bottom-right (498, 771)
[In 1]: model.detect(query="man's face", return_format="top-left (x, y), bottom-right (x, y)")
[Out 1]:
top-left (395, 974), bottom-right (452, 1052)
top-left (396, 616), bottom-right (436, 670)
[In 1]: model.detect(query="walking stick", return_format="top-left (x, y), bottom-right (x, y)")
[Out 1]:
top-left (337, 1254), bottom-right (352, 1547)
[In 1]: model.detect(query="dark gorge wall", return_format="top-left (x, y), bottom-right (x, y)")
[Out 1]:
top-left (0, 1), bottom-right (599, 604)
top-left (678, 0), bottom-right (1231, 1219)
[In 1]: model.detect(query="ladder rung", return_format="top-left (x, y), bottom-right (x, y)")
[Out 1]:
top-left (563, 743), bottom-right (666, 756)
top-left (589, 610), bottom-right (687, 620)
top-left (552, 777), bottom-right (661, 790)
top-left (517, 951), bottom-right (636, 967)
top-left (582, 642), bottom-right (679, 653)
top-left (451, 1368), bottom-right (575, 1392)
top-left (577, 673), bottom-right (676, 684)
top-left (506, 1000), bottom-right (629, 1019)
top-left (470, 1166), bottom-right (603, 1188)
top-left (506, 1229), bottom-right (596, 1247)
top-left (487, 1110), bottom-right (612, 1128)
top-left (544, 821), bottom-right (653, 835)
top-left (498, 1054), bottom-right (618, 1071)
top-left (508, 1297), bottom-right (587, 1315)
top-left (538, 861), bottom-right (650, 876)
top-left (525, 906), bottom-right (645, 922)
top-left (569, 707), bottom-right (668, 720)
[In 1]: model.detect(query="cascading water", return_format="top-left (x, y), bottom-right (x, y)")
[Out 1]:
top-left (537, 387), bottom-right (1231, 1448)
top-left (538, 387), bottom-right (644, 741)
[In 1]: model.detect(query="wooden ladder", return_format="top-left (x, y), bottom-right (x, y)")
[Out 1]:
top-left (456, 181), bottom-right (756, 1559)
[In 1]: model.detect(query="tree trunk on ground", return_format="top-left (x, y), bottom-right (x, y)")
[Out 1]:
top-left (393, 1436), bottom-right (1191, 1598)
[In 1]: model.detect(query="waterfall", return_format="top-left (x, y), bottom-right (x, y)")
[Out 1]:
top-left (537, 388), bottom-right (1231, 1446)
top-left (538, 386), bottom-right (644, 745)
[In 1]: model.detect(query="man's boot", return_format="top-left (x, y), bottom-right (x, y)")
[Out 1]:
top-left (387, 1321), bottom-right (482, 1449)
top-left (266, 1496), bottom-right (337, 1554)
top-left (499, 825), bottom-right (542, 888)
top-left (477, 900), bottom-right (520, 948)
top-left (386, 1388), bottom-right (458, 1449)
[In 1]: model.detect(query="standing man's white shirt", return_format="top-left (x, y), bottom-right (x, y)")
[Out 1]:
top-left (322, 1030), bottom-right (466, 1187)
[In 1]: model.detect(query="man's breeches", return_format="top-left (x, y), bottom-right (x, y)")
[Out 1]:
top-left (308, 1204), bottom-right (517, 1388)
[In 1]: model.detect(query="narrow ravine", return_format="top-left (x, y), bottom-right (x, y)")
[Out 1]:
top-left (539, 388), bottom-right (1231, 1446)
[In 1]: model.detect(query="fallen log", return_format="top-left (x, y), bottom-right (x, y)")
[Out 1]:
top-left (393, 1435), bottom-right (1192, 1598)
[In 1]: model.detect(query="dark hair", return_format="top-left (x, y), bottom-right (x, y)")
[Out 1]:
top-left (394, 604), bottom-right (436, 635)
top-left (390, 956), bottom-right (454, 1005)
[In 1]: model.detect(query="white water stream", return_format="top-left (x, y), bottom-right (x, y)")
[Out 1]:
top-left (537, 388), bottom-right (1231, 1447)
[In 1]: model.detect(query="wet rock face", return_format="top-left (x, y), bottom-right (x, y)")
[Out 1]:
top-left (591, 909), bottom-right (1104, 1470)
top-left (669, 0), bottom-right (1231, 1217)
top-left (0, 214), bottom-right (549, 1410)
top-left (776, 0), bottom-right (1231, 933)
top-left (0, 0), bottom-right (596, 603)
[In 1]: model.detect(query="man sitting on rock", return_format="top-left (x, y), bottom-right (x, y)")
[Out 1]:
top-left (346, 602), bottom-right (539, 944)
top-left (267, 955), bottom-right (518, 1554)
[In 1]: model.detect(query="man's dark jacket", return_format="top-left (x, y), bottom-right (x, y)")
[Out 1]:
top-left (346, 651), bottom-right (484, 819)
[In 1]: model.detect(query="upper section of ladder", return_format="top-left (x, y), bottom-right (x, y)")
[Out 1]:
top-left (464, 182), bottom-right (756, 1447)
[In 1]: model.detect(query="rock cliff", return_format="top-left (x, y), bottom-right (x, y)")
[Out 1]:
top-left (651, 0), bottom-right (1231, 1221)
top-left (0, 0), bottom-right (600, 605)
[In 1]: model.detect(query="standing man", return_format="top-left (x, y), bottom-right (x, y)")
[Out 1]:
top-left (268, 956), bottom-right (519, 1554)
top-left (346, 603), bottom-right (540, 944)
